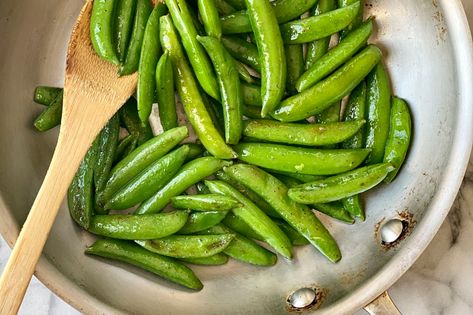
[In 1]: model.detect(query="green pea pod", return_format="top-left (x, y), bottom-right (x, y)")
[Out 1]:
top-left (181, 253), bottom-right (229, 265)
top-left (197, 36), bottom-right (243, 144)
top-left (114, 134), bottom-right (138, 163)
top-left (205, 180), bottom-right (293, 259)
top-left (33, 86), bottom-right (62, 106)
top-left (198, 0), bottom-right (222, 39)
top-left (215, 171), bottom-right (281, 218)
top-left (224, 164), bottom-right (341, 262)
top-left (305, 0), bottom-right (337, 70)
top-left (342, 194), bottom-right (365, 221)
top-left (220, 11), bottom-right (250, 34)
top-left (102, 126), bottom-right (188, 202)
top-left (136, 157), bottom-right (232, 214)
top-left (34, 90), bottom-right (63, 132)
top-left (313, 202), bottom-right (354, 224)
top-left (136, 234), bottom-right (235, 258)
top-left (119, 98), bottom-right (153, 145)
top-left (288, 163), bottom-right (394, 204)
top-left (274, 220), bottom-right (309, 246)
top-left (235, 143), bottom-right (370, 175)
top-left (241, 82), bottom-right (262, 107)
top-left (67, 140), bottom-right (99, 230)
top-left (90, 0), bottom-right (119, 65)
top-left (215, 0), bottom-right (237, 15)
top-left (179, 211), bottom-right (228, 234)
top-left (119, 0), bottom-right (152, 75)
top-left (338, 0), bottom-right (364, 38)
top-left (243, 119), bottom-right (365, 146)
top-left (88, 211), bottom-right (189, 240)
top-left (137, 3), bottom-right (167, 124)
top-left (226, 0), bottom-right (245, 10)
top-left (242, 105), bottom-right (262, 119)
top-left (172, 194), bottom-right (239, 211)
top-left (342, 81), bottom-right (367, 149)
top-left (222, 212), bottom-right (264, 241)
top-left (160, 15), bottom-right (236, 159)
top-left (166, 0), bottom-right (220, 100)
top-left (85, 239), bottom-right (203, 290)
top-left (280, 2), bottom-right (360, 44)
top-left (272, 45), bottom-right (381, 122)
top-left (186, 144), bottom-right (205, 161)
top-left (201, 224), bottom-right (277, 266)
top-left (114, 0), bottom-right (137, 62)
top-left (383, 97), bottom-right (412, 183)
top-left (297, 19), bottom-right (373, 92)
top-left (245, 0), bottom-right (286, 117)
top-left (105, 145), bottom-right (190, 210)
top-left (285, 44), bottom-right (304, 95)
top-left (156, 53), bottom-right (178, 131)
top-left (235, 61), bottom-right (257, 84)
top-left (221, 36), bottom-right (261, 72)
top-left (365, 63), bottom-right (392, 164)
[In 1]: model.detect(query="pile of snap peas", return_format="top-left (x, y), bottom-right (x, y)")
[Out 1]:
top-left (30, 0), bottom-right (413, 291)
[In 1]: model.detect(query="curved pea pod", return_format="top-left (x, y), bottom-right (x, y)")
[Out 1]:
top-left (243, 119), bottom-right (366, 146)
top-left (365, 63), bottom-right (392, 164)
top-left (34, 90), bottom-right (63, 132)
top-left (33, 86), bottom-right (62, 105)
top-left (198, 0), bottom-right (222, 39)
top-left (119, 0), bottom-right (152, 75)
top-left (245, 0), bottom-right (286, 117)
top-left (222, 212), bottom-right (264, 241)
top-left (205, 180), bottom-right (293, 258)
top-left (105, 146), bottom-right (190, 210)
top-left (338, 0), bottom-right (364, 38)
top-left (137, 3), bottom-right (167, 124)
top-left (285, 44), bottom-right (304, 95)
top-left (160, 15), bottom-right (236, 159)
top-left (288, 163), bottom-right (394, 204)
top-left (235, 143), bottom-right (370, 175)
top-left (179, 211), bottom-right (228, 234)
top-left (383, 97), bottom-right (412, 183)
top-left (102, 126), bottom-right (188, 202)
top-left (85, 239), bottom-right (203, 290)
top-left (280, 2), bottom-right (360, 44)
top-left (172, 194), bottom-right (239, 211)
top-left (114, 0), bottom-right (137, 62)
top-left (180, 253), bottom-right (229, 265)
top-left (90, 0), bottom-right (119, 65)
top-left (136, 157), bottom-right (232, 214)
top-left (119, 98), bottom-right (153, 145)
top-left (342, 194), bottom-right (365, 221)
top-left (241, 82), bottom-right (262, 107)
top-left (272, 45), bottom-right (382, 122)
top-left (201, 224), bottom-right (277, 266)
top-left (224, 164), bottom-right (341, 262)
top-left (166, 0), bottom-right (220, 100)
top-left (342, 81), bottom-right (367, 149)
top-left (67, 140), bottom-right (99, 230)
top-left (297, 19), bottom-right (373, 92)
top-left (88, 211), bottom-right (189, 240)
top-left (215, 0), bottom-right (237, 15)
top-left (136, 234), bottom-right (235, 258)
top-left (313, 202), bottom-right (354, 224)
top-left (221, 36), bottom-right (261, 72)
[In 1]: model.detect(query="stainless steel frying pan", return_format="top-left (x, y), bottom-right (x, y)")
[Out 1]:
top-left (0, 0), bottom-right (472, 313)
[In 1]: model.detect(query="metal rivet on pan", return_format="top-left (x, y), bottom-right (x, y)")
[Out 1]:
top-left (381, 219), bottom-right (405, 244)
top-left (288, 287), bottom-right (316, 309)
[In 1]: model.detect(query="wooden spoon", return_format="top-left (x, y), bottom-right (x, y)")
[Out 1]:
top-left (0, 0), bottom-right (137, 312)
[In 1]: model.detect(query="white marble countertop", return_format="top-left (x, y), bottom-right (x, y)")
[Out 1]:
top-left (1, 1), bottom-right (473, 314)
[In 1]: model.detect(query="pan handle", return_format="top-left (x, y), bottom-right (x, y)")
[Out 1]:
top-left (363, 291), bottom-right (401, 315)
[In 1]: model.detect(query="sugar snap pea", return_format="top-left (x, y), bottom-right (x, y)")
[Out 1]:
top-left (114, 0), bottom-right (137, 62)
top-left (342, 194), bottom-right (364, 220)
top-left (119, 0), bottom-right (152, 75)
top-left (342, 81), bottom-right (367, 149)
top-left (235, 61), bottom-right (256, 84)
top-left (242, 119), bottom-right (365, 146)
top-left (272, 45), bottom-right (381, 122)
top-left (181, 253), bottom-right (229, 265)
top-left (136, 157), bottom-right (232, 214)
top-left (179, 211), bottom-right (228, 234)
top-left (280, 2), bottom-right (360, 44)
top-left (85, 239), bottom-right (203, 290)
top-left (205, 180), bottom-right (293, 259)
top-left (89, 211), bottom-right (189, 240)
top-left (160, 15), bottom-right (236, 158)
top-left (197, 36), bottom-right (243, 144)
top-left (33, 86), bottom-right (62, 106)
top-left (285, 44), bottom-right (304, 95)
top-left (34, 90), bottom-right (63, 132)
top-left (298, 19), bottom-right (373, 92)
top-left (90, 0), bottom-right (119, 65)
top-left (105, 145), bottom-right (189, 210)
top-left (365, 63), bottom-right (392, 164)
top-left (338, 0), bottom-right (364, 38)
top-left (221, 36), bottom-right (261, 72)
top-left (136, 234), bottom-right (235, 258)
top-left (102, 126), bottom-right (188, 203)
top-left (288, 163), bottom-right (394, 204)
top-left (172, 194), bottom-right (239, 211)
top-left (156, 52), bottom-right (178, 132)
top-left (114, 134), bottom-right (138, 163)
top-left (137, 3), bottom-right (167, 124)
top-left (383, 97), bottom-right (412, 183)
top-left (222, 212), bottom-right (264, 241)
top-left (198, 0), bottom-right (222, 39)
top-left (119, 98), bottom-right (153, 145)
top-left (241, 82), bottom-right (262, 107)
top-left (245, 0), bottom-right (286, 117)
top-left (224, 164), bottom-right (341, 262)
top-left (235, 143), bottom-right (370, 175)
top-left (215, 0), bottom-right (237, 15)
